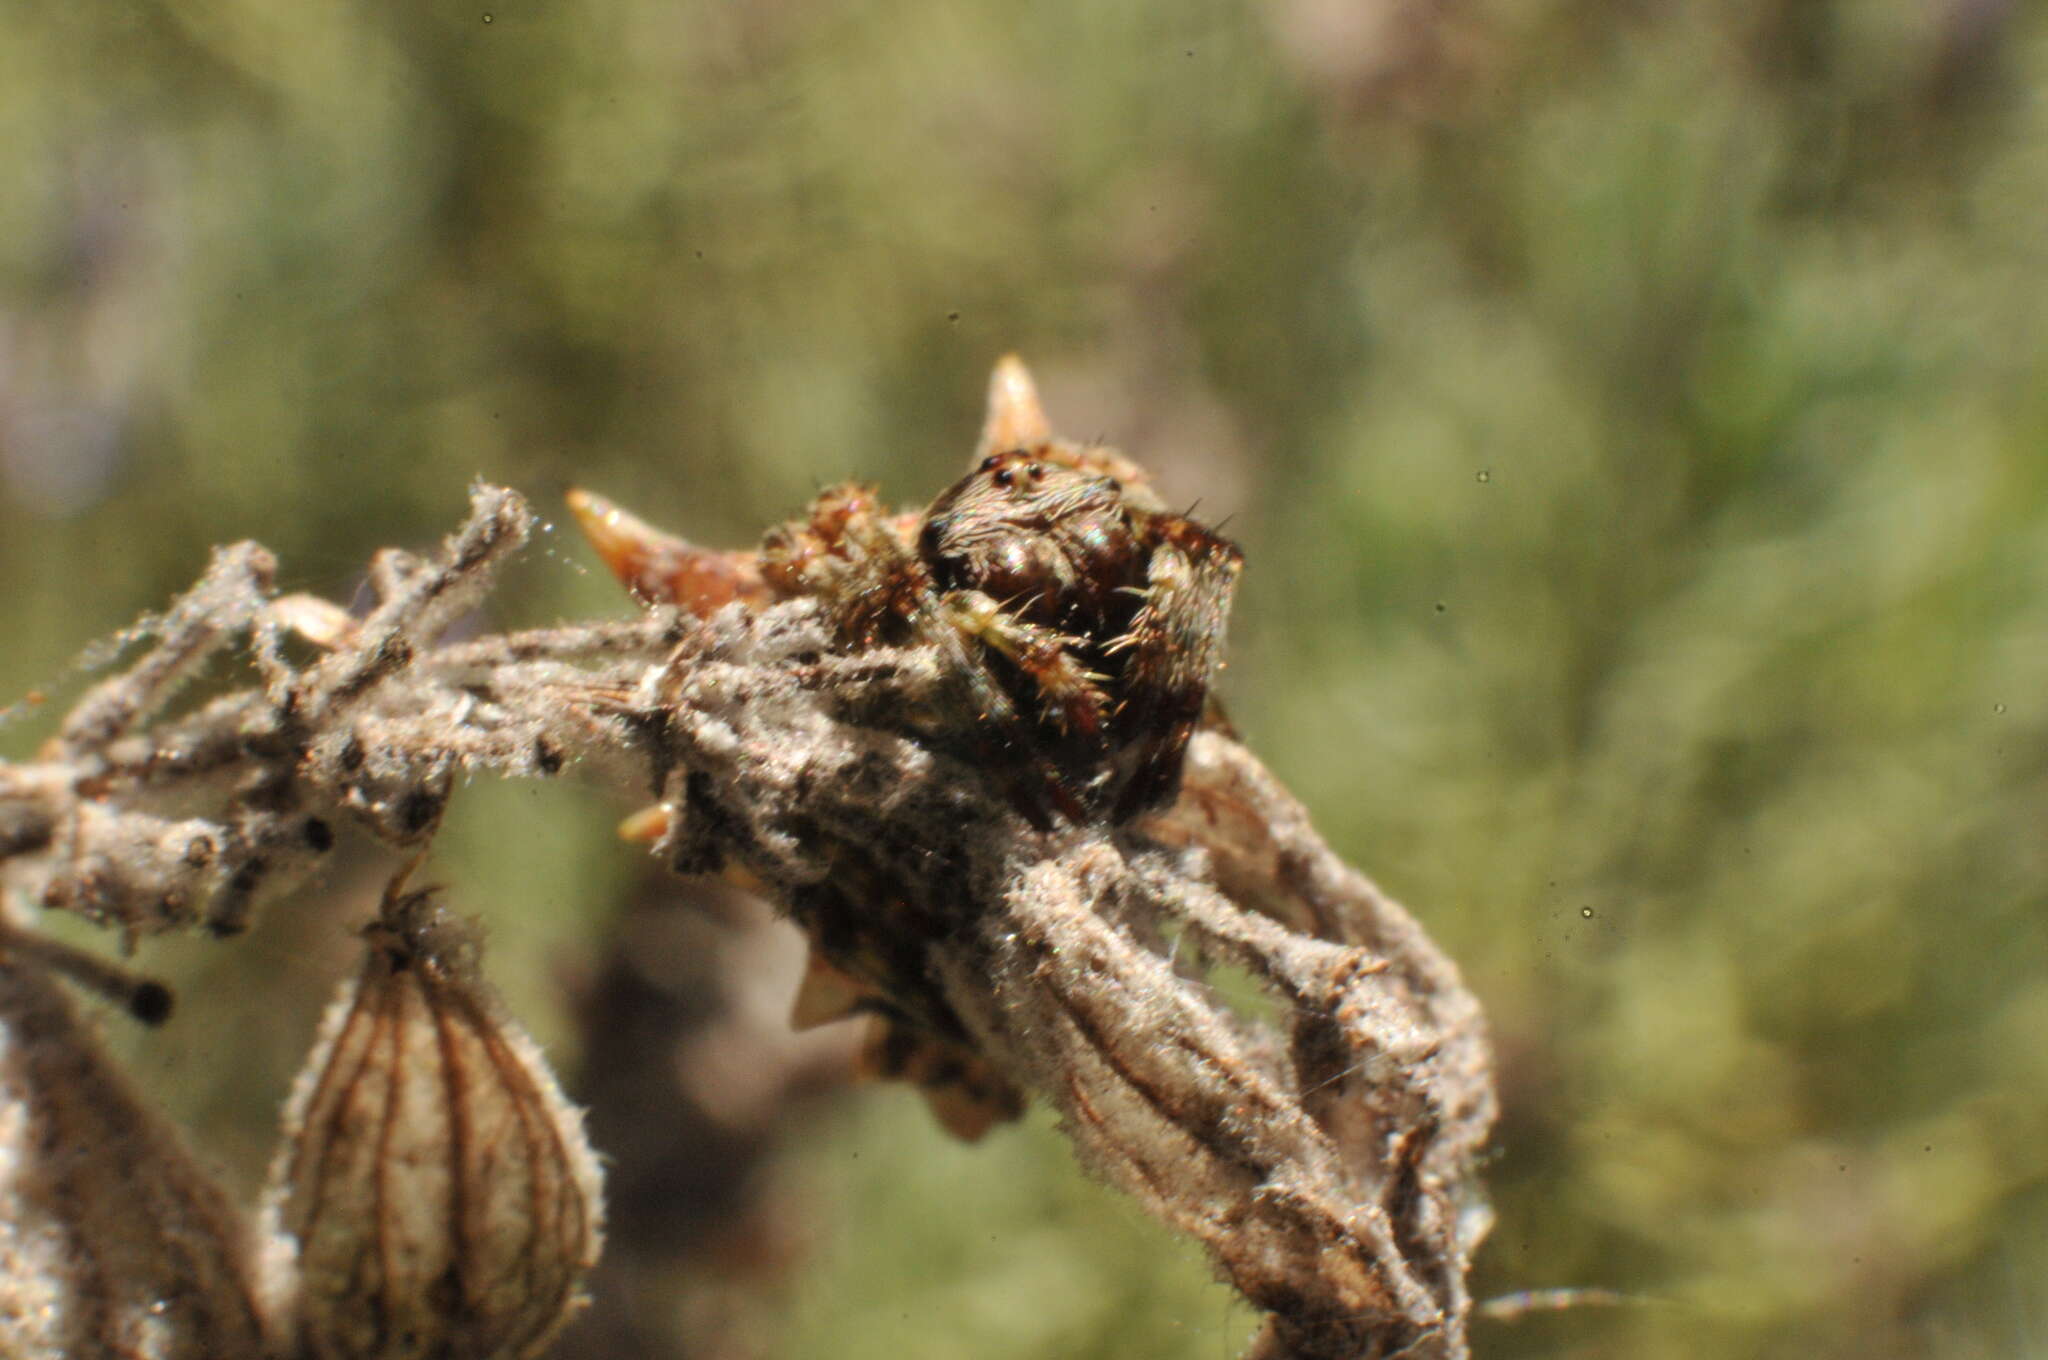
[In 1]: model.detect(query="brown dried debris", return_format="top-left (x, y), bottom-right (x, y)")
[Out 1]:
top-left (0, 359), bottom-right (1496, 1358)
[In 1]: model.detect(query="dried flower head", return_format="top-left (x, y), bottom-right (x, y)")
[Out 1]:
top-left (260, 867), bottom-right (604, 1360)
top-left (567, 358), bottom-right (1496, 1357)
top-left (0, 960), bottom-right (267, 1360)
top-left (0, 357), bottom-right (1496, 1359)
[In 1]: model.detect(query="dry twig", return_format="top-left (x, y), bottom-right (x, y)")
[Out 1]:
top-left (0, 365), bottom-right (1496, 1358)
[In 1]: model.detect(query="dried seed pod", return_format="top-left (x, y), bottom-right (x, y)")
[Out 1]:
top-left (261, 873), bottom-right (603, 1359)
top-left (0, 960), bottom-right (267, 1360)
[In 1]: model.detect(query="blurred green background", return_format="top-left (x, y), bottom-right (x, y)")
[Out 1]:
top-left (4, 1), bottom-right (2047, 1357)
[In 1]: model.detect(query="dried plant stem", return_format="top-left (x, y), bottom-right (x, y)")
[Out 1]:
top-left (0, 482), bottom-right (1495, 1359)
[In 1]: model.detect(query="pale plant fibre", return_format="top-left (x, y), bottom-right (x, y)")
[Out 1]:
top-left (0, 460), bottom-right (1496, 1356)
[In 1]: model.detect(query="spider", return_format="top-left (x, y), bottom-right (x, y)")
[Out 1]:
top-left (570, 355), bottom-right (1243, 829)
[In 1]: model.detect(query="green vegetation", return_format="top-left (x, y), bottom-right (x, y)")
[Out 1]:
top-left (3, 2), bottom-right (2044, 1356)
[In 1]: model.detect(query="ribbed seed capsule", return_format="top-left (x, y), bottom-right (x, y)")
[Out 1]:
top-left (261, 876), bottom-right (603, 1359)
top-left (0, 961), bottom-right (268, 1360)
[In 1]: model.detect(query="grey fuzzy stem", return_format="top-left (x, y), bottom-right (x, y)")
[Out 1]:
top-left (0, 484), bottom-right (1495, 1359)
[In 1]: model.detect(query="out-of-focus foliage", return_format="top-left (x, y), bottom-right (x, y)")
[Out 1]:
top-left (3, 1), bottom-right (2045, 1357)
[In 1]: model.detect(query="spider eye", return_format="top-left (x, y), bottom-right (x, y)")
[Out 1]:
top-left (992, 465), bottom-right (1015, 488)
top-left (1025, 462), bottom-right (1045, 482)
top-left (980, 453), bottom-right (1005, 472)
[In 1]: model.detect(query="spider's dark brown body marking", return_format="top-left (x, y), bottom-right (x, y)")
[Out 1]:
top-left (918, 447), bottom-right (1242, 821)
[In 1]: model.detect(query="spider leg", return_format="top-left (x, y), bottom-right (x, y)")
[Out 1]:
top-left (760, 482), bottom-right (931, 645)
top-left (920, 602), bottom-right (1091, 827)
top-left (937, 591), bottom-right (1109, 739)
top-left (846, 588), bottom-right (1083, 828)
top-left (1110, 516), bottom-right (1243, 820)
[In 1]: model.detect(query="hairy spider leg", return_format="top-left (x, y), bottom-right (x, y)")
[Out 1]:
top-left (937, 591), bottom-right (1109, 738)
top-left (905, 590), bottom-right (1095, 827)
top-left (1109, 515), bottom-right (1243, 820)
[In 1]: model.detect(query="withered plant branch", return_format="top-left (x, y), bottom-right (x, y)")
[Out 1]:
top-left (0, 483), bottom-right (1495, 1360)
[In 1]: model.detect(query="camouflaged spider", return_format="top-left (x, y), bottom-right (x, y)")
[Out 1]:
top-left (570, 356), bottom-right (1242, 829)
